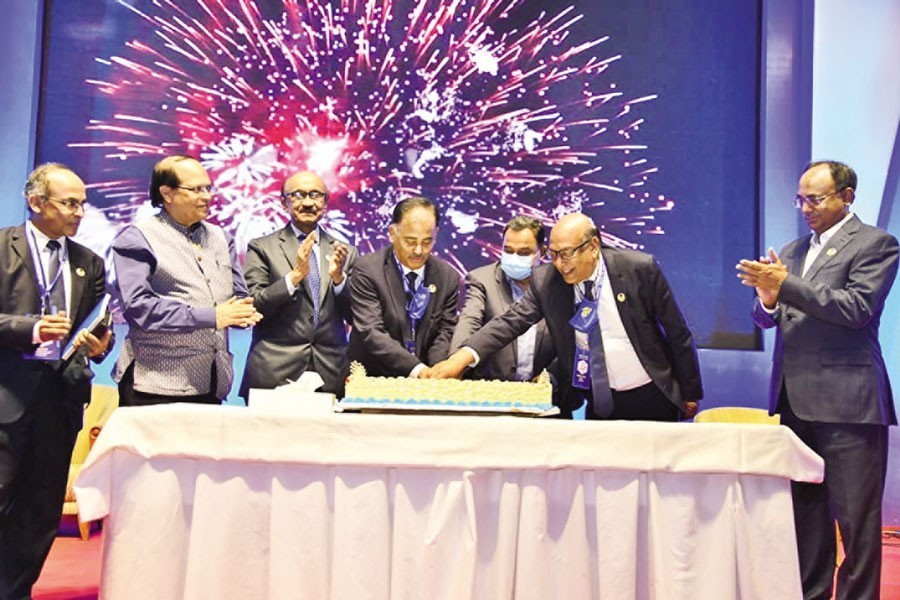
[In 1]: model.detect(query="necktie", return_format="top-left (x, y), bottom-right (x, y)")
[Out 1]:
top-left (300, 234), bottom-right (321, 327)
top-left (46, 240), bottom-right (67, 314)
top-left (405, 271), bottom-right (418, 305)
top-left (584, 280), bottom-right (614, 418)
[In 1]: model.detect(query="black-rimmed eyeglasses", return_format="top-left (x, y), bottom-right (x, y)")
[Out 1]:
top-left (283, 190), bottom-right (327, 202)
top-left (547, 238), bottom-right (591, 262)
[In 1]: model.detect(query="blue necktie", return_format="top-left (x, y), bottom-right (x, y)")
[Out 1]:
top-left (300, 234), bottom-right (321, 327)
top-left (46, 240), bottom-right (67, 315)
top-left (584, 281), bottom-right (613, 418)
top-left (405, 271), bottom-right (418, 305)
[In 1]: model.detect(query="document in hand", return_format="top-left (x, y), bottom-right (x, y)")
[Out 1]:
top-left (62, 293), bottom-right (112, 360)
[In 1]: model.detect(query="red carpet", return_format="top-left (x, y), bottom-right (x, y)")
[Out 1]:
top-left (34, 531), bottom-right (900, 599)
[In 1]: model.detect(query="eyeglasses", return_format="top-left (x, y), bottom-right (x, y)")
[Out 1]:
top-left (547, 238), bottom-right (591, 262)
top-left (176, 185), bottom-right (214, 195)
top-left (43, 196), bottom-right (88, 212)
top-left (283, 190), bottom-right (327, 202)
top-left (792, 191), bottom-right (839, 208)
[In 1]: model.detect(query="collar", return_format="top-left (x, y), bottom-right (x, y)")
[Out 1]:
top-left (393, 251), bottom-right (426, 280)
top-left (575, 255), bottom-right (605, 301)
top-left (812, 212), bottom-right (854, 246)
top-left (290, 222), bottom-right (320, 241)
top-left (161, 210), bottom-right (203, 237)
top-left (26, 221), bottom-right (68, 259)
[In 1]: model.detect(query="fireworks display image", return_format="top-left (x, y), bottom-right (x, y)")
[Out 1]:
top-left (40, 0), bottom-right (763, 347)
top-left (69, 0), bottom-right (671, 268)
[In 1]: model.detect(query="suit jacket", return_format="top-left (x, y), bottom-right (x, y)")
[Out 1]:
top-left (464, 247), bottom-right (703, 413)
top-left (348, 246), bottom-right (459, 377)
top-left (0, 225), bottom-right (107, 427)
top-left (451, 262), bottom-right (555, 381)
top-left (752, 215), bottom-right (898, 425)
top-left (240, 225), bottom-right (359, 397)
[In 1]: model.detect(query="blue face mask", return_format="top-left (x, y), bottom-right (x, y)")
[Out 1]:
top-left (500, 252), bottom-right (536, 281)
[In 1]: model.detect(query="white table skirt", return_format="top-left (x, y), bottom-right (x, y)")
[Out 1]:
top-left (75, 405), bottom-right (823, 600)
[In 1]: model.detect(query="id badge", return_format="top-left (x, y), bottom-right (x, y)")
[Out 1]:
top-left (569, 299), bottom-right (599, 333)
top-left (571, 346), bottom-right (591, 390)
top-left (25, 340), bottom-right (61, 361)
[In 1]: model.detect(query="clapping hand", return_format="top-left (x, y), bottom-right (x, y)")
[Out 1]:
top-left (736, 247), bottom-right (787, 308)
top-left (329, 241), bottom-right (349, 284)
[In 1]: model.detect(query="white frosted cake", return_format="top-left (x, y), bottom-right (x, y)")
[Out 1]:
top-left (338, 362), bottom-right (557, 415)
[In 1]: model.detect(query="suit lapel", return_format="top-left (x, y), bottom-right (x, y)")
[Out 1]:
top-left (803, 217), bottom-right (859, 281)
top-left (317, 230), bottom-right (334, 304)
top-left (65, 241), bottom-right (89, 323)
top-left (11, 226), bottom-right (41, 312)
top-left (11, 226), bottom-right (38, 284)
top-left (601, 249), bottom-right (642, 346)
top-left (788, 237), bottom-right (810, 277)
top-left (494, 264), bottom-right (517, 363)
top-left (544, 268), bottom-right (575, 355)
top-left (418, 259), bottom-right (440, 350)
top-left (280, 225), bottom-right (316, 301)
top-left (383, 248), bottom-right (412, 343)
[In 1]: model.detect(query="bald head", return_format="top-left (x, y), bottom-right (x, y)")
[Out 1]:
top-left (282, 170), bottom-right (329, 234)
top-left (548, 213), bottom-right (600, 284)
top-left (552, 213), bottom-right (596, 241)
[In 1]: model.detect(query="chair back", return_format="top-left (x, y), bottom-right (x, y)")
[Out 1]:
top-left (693, 406), bottom-right (780, 425)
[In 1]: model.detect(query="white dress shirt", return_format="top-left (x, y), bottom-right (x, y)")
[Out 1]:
top-left (576, 257), bottom-right (652, 391)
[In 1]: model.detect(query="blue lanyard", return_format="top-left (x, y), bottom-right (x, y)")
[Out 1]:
top-left (26, 227), bottom-right (66, 313)
top-left (579, 258), bottom-right (606, 303)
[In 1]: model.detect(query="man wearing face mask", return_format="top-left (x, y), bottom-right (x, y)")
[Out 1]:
top-left (430, 213), bottom-right (702, 422)
top-left (450, 215), bottom-right (557, 393)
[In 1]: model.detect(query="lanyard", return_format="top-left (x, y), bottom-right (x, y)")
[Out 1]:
top-left (26, 227), bottom-right (67, 313)
top-left (578, 258), bottom-right (606, 303)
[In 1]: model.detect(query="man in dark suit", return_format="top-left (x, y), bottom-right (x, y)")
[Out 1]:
top-left (348, 197), bottom-right (459, 378)
top-left (737, 161), bottom-right (897, 600)
top-left (450, 215), bottom-right (556, 385)
top-left (429, 213), bottom-right (702, 421)
top-left (0, 163), bottom-right (112, 600)
top-left (241, 171), bottom-right (357, 398)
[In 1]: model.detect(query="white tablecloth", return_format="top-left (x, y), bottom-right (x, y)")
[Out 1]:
top-left (75, 404), bottom-right (823, 600)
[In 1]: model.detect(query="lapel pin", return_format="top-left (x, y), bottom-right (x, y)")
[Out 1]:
top-left (825, 248), bottom-right (837, 257)
top-left (616, 292), bottom-right (626, 303)
top-left (428, 284), bottom-right (437, 293)
top-left (75, 267), bottom-right (86, 277)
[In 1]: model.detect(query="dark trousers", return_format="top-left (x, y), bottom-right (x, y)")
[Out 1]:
top-left (779, 389), bottom-right (887, 600)
top-left (0, 374), bottom-right (78, 600)
top-left (118, 361), bottom-right (221, 406)
top-left (585, 382), bottom-right (680, 422)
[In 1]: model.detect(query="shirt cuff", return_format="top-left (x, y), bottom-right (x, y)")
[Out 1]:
top-left (196, 306), bottom-right (218, 328)
top-left (333, 275), bottom-right (347, 295)
top-left (284, 273), bottom-right (299, 295)
top-left (760, 301), bottom-right (779, 314)
top-left (32, 321), bottom-right (43, 344)
top-left (409, 363), bottom-right (427, 378)
top-left (463, 346), bottom-right (480, 367)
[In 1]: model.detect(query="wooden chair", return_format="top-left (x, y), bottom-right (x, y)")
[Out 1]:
top-left (62, 384), bottom-right (119, 540)
top-left (692, 406), bottom-right (780, 425)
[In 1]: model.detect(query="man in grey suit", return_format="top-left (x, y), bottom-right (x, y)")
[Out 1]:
top-left (348, 197), bottom-right (459, 378)
top-left (450, 215), bottom-right (558, 395)
top-left (430, 213), bottom-right (702, 421)
top-left (738, 161), bottom-right (898, 600)
top-left (240, 171), bottom-right (357, 398)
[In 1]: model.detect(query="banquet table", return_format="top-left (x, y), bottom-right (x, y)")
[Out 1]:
top-left (74, 404), bottom-right (823, 600)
